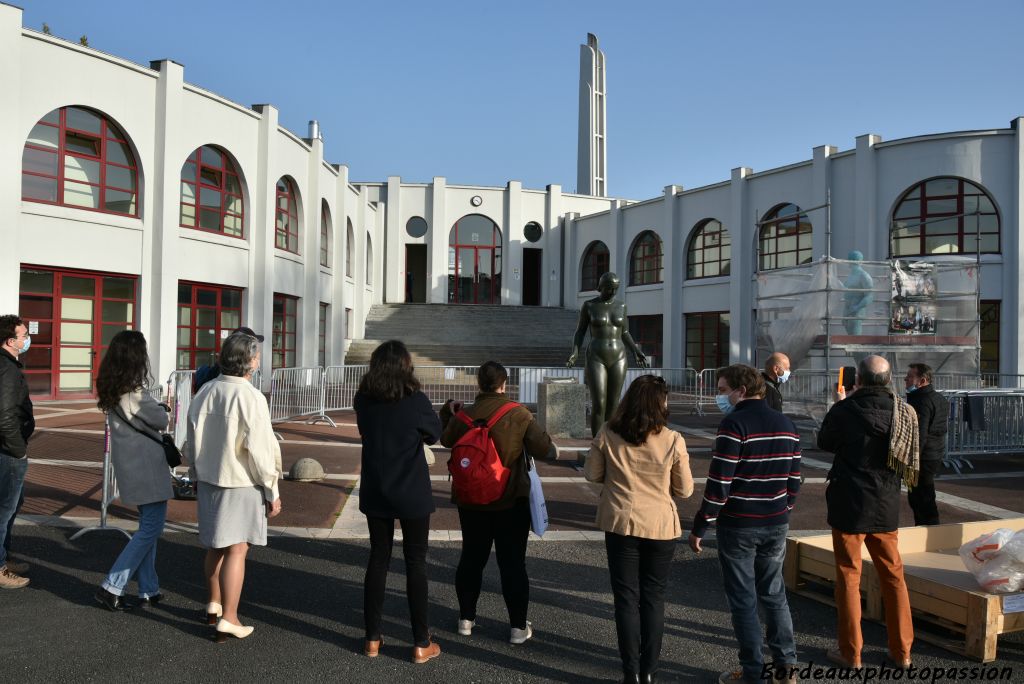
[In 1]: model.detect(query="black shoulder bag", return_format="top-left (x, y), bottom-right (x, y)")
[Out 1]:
top-left (113, 406), bottom-right (182, 468)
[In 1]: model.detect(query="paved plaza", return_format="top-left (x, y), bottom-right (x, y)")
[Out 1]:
top-left (4, 403), bottom-right (1024, 681)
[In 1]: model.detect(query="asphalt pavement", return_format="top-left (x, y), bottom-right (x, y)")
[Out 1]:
top-left (4, 525), bottom-right (1024, 683)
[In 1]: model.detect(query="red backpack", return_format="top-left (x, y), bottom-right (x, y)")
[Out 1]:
top-left (448, 402), bottom-right (520, 505)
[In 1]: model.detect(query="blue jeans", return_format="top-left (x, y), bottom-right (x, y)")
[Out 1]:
top-left (0, 453), bottom-right (28, 568)
top-left (102, 501), bottom-right (167, 597)
top-left (716, 524), bottom-right (797, 683)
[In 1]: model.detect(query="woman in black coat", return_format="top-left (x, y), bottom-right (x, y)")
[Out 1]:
top-left (354, 340), bottom-right (442, 664)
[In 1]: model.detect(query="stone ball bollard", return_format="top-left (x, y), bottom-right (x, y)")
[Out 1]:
top-left (288, 458), bottom-right (325, 482)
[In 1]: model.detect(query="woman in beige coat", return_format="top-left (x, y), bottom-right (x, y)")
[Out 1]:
top-left (585, 374), bottom-right (693, 684)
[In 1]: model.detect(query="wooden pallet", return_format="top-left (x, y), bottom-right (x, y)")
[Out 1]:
top-left (784, 519), bottom-right (1024, 662)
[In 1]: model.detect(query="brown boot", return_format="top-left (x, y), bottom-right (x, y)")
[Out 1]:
top-left (411, 639), bottom-right (440, 664)
top-left (0, 566), bottom-right (29, 589)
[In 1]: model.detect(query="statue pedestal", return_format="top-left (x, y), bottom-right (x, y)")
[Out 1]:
top-left (537, 378), bottom-right (587, 440)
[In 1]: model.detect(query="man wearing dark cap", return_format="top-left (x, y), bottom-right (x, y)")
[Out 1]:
top-left (192, 327), bottom-right (264, 394)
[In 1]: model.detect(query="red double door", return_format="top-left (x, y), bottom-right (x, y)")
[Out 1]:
top-left (18, 267), bottom-right (137, 400)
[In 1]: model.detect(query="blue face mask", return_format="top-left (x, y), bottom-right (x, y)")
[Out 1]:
top-left (779, 369), bottom-right (791, 384)
top-left (906, 385), bottom-right (917, 394)
top-left (10, 336), bottom-right (30, 355)
top-left (716, 394), bottom-right (735, 415)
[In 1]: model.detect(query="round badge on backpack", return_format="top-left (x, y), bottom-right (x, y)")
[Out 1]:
top-left (460, 457), bottom-right (471, 469)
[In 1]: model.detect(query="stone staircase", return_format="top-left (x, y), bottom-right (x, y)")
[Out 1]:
top-left (345, 304), bottom-right (581, 368)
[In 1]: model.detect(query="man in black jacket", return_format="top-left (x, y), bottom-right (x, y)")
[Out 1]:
top-left (904, 363), bottom-right (948, 525)
top-left (817, 355), bottom-right (913, 670)
top-left (0, 315), bottom-right (35, 589)
top-left (760, 352), bottom-right (790, 413)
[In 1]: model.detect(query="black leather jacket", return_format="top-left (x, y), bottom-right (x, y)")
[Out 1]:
top-left (0, 349), bottom-right (34, 458)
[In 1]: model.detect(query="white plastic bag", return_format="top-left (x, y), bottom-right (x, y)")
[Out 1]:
top-left (526, 455), bottom-right (548, 537)
top-left (959, 529), bottom-right (1014, 574)
top-left (960, 528), bottom-right (1024, 593)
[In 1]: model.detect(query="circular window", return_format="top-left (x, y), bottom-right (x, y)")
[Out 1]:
top-left (406, 216), bottom-right (428, 238)
top-left (524, 222), bottom-right (543, 243)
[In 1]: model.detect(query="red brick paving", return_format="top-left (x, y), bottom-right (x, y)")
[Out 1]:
top-left (22, 403), bottom-right (1023, 533)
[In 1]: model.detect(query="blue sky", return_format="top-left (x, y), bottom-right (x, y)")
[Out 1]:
top-left (17, 0), bottom-right (1024, 199)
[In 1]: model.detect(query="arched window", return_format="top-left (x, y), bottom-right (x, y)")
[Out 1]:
top-left (275, 176), bottom-right (300, 253)
top-left (579, 240), bottom-right (610, 291)
top-left (759, 203), bottom-right (812, 271)
top-left (346, 219), bottom-right (355, 277)
top-left (320, 201), bottom-right (332, 267)
top-left (366, 233), bottom-right (373, 286)
top-left (180, 145), bottom-right (244, 237)
top-left (448, 214), bottom-right (502, 304)
top-left (628, 231), bottom-right (663, 285)
top-left (891, 177), bottom-right (1000, 256)
top-left (687, 219), bottom-right (731, 279)
top-left (22, 106), bottom-right (140, 216)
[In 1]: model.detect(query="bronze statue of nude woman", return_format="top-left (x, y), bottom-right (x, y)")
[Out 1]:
top-left (567, 272), bottom-right (649, 437)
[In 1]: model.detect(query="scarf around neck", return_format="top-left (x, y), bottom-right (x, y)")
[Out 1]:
top-left (887, 388), bottom-right (921, 489)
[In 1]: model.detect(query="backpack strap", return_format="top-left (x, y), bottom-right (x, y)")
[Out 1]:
top-left (485, 401), bottom-right (520, 429)
top-left (454, 410), bottom-right (475, 428)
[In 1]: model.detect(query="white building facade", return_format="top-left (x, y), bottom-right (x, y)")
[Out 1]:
top-left (1, 4), bottom-right (1021, 400)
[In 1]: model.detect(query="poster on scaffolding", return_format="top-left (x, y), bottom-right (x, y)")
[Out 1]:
top-left (889, 260), bottom-right (937, 334)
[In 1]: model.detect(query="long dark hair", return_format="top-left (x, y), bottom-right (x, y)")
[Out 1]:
top-left (607, 375), bottom-right (669, 446)
top-left (96, 330), bottom-right (152, 412)
top-left (357, 340), bottom-right (421, 402)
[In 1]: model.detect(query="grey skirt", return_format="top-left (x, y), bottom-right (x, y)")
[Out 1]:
top-left (197, 482), bottom-right (267, 548)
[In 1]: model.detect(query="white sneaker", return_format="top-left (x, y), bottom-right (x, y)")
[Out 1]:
top-left (509, 621), bottom-right (533, 644)
top-left (457, 618), bottom-right (474, 636)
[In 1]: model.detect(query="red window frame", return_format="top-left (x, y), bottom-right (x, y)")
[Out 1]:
top-left (759, 204), bottom-right (812, 271)
top-left (446, 217), bottom-right (502, 304)
top-left (580, 241), bottom-right (610, 291)
top-left (176, 282), bottom-right (243, 370)
top-left (18, 266), bottom-right (138, 399)
top-left (629, 231), bottom-right (663, 285)
top-left (275, 177), bottom-right (300, 253)
top-left (22, 106), bottom-right (139, 217)
top-left (180, 146), bottom-right (244, 237)
top-left (687, 219), bottom-right (732, 279)
top-left (685, 311), bottom-right (731, 370)
top-left (628, 315), bottom-right (663, 368)
top-left (891, 177), bottom-right (1000, 257)
top-left (320, 202), bottom-right (331, 267)
top-left (318, 302), bottom-right (329, 367)
top-left (272, 293), bottom-right (298, 369)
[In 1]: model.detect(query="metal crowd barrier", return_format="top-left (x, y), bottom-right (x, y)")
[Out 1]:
top-left (941, 389), bottom-right (1024, 471)
top-left (268, 366), bottom-right (335, 427)
top-left (322, 365), bottom-right (367, 413)
top-left (69, 419), bottom-right (131, 541)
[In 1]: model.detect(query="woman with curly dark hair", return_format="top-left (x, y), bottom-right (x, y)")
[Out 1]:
top-left (354, 340), bottom-right (443, 663)
top-left (94, 330), bottom-right (172, 612)
top-left (585, 374), bottom-right (694, 684)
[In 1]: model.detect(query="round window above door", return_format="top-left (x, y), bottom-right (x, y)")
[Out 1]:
top-left (524, 222), bottom-right (542, 243)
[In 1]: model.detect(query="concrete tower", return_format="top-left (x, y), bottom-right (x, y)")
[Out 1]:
top-left (577, 33), bottom-right (607, 197)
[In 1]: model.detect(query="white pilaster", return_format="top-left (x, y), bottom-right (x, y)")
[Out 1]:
top-left (429, 177), bottom-right (447, 304)
top-left (855, 134), bottom-right (882, 260)
top-left (385, 175), bottom-right (402, 303)
top-left (544, 184), bottom-right (563, 306)
top-left (0, 5), bottom-right (23, 314)
top-left (505, 181), bottom-right (522, 305)
top-left (251, 104), bottom-right (278, 382)
top-left (729, 167), bottom-right (753, 364)
top-left (149, 59), bottom-right (185, 383)
top-left (812, 144), bottom-right (837, 261)
top-left (302, 134), bottom-right (324, 367)
top-left (662, 186), bottom-right (683, 368)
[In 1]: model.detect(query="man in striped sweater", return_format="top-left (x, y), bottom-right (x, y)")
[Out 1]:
top-left (688, 364), bottom-right (801, 684)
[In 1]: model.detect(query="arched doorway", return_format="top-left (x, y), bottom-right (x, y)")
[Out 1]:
top-left (448, 214), bottom-right (502, 304)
